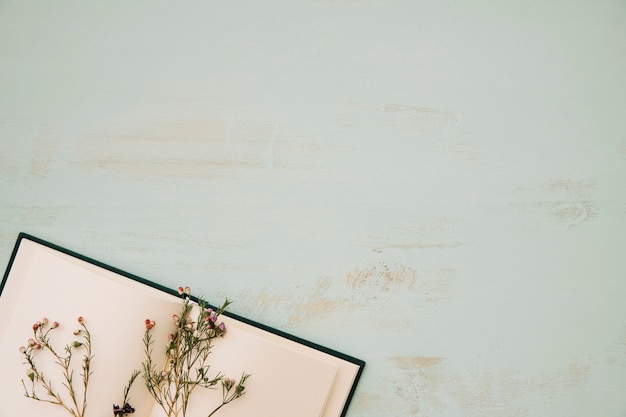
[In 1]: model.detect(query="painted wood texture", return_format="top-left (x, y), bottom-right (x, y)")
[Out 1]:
top-left (1, 1), bottom-right (625, 416)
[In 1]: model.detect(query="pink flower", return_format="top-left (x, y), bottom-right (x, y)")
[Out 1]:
top-left (32, 322), bottom-right (39, 331)
top-left (177, 287), bottom-right (184, 295)
top-left (52, 321), bottom-right (59, 329)
top-left (77, 316), bottom-right (84, 324)
top-left (41, 317), bottom-right (49, 325)
top-left (218, 322), bottom-right (226, 332)
top-left (145, 319), bottom-right (155, 330)
top-left (206, 309), bottom-right (217, 323)
top-left (73, 329), bottom-right (81, 335)
top-left (168, 333), bottom-right (175, 341)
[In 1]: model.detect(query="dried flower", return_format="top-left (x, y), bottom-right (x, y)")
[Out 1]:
top-left (141, 287), bottom-right (247, 417)
top-left (113, 403), bottom-right (136, 416)
top-left (20, 315), bottom-right (93, 417)
top-left (113, 370), bottom-right (139, 416)
top-left (223, 378), bottom-right (235, 391)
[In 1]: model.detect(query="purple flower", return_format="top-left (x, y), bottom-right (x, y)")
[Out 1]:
top-left (206, 309), bottom-right (217, 323)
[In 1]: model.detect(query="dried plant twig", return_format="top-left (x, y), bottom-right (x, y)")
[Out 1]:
top-left (141, 287), bottom-right (249, 417)
top-left (20, 316), bottom-right (93, 417)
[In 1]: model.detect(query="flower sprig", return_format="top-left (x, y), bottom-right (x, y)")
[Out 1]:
top-left (207, 374), bottom-right (250, 417)
top-left (113, 370), bottom-right (140, 416)
top-left (140, 286), bottom-right (249, 417)
top-left (20, 316), bottom-right (93, 417)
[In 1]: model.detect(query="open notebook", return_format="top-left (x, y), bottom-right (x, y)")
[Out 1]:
top-left (0, 233), bottom-right (364, 417)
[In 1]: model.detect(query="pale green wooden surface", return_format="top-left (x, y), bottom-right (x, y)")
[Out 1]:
top-left (1, 1), bottom-right (626, 416)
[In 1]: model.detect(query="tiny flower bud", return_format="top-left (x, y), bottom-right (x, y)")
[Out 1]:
top-left (168, 333), bottom-right (175, 341)
top-left (77, 316), bottom-right (84, 324)
top-left (73, 329), bottom-right (81, 336)
top-left (28, 338), bottom-right (35, 347)
top-left (34, 342), bottom-right (42, 349)
top-left (73, 341), bottom-right (82, 348)
top-left (52, 321), bottom-right (59, 329)
top-left (184, 286), bottom-right (191, 295)
top-left (145, 319), bottom-right (155, 330)
top-left (19, 346), bottom-right (26, 353)
top-left (223, 378), bottom-right (235, 391)
top-left (41, 317), bottom-right (49, 325)
top-left (177, 286), bottom-right (184, 295)
top-left (218, 322), bottom-right (226, 332)
top-left (32, 322), bottom-right (39, 331)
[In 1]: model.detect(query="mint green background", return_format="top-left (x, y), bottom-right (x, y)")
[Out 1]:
top-left (1, 1), bottom-right (625, 415)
